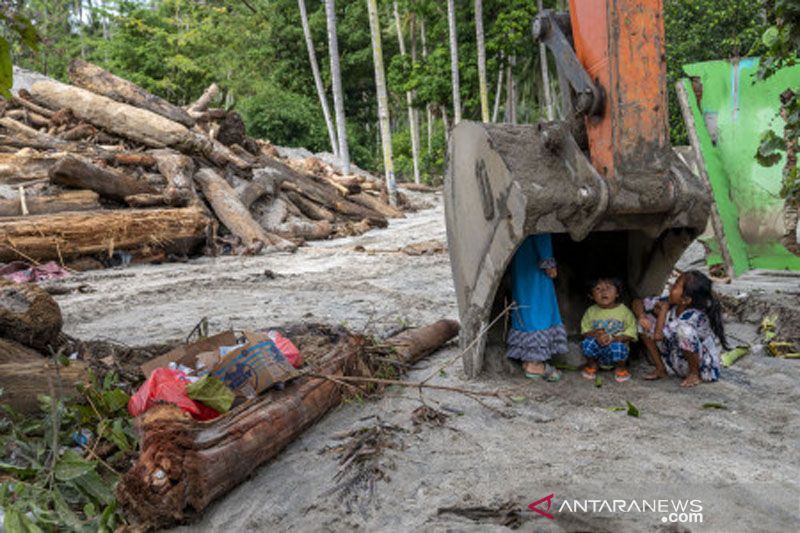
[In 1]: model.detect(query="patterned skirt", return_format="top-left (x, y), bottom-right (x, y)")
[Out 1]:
top-left (506, 324), bottom-right (568, 363)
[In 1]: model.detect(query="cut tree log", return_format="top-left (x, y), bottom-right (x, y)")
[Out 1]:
top-left (285, 191), bottom-right (336, 222)
top-left (348, 191), bottom-right (405, 219)
top-left (0, 151), bottom-right (66, 184)
top-left (68, 59), bottom-right (195, 127)
top-left (194, 168), bottom-right (295, 252)
top-left (30, 80), bottom-right (249, 169)
top-left (0, 338), bottom-right (87, 414)
top-left (114, 152), bottom-right (157, 167)
top-left (116, 320), bottom-right (458, 528)
top-left (125, 193), bottom-right (172, 208)
top-left (0, 117), bottom-right (71, 150)
top-left (12, 95), bottom-right (55, 118)
top-left (6, 109), bottom-right (50, 128)
top-left (258, 197), bottom-right (290, 229)
top-left (0, 190), bottom-right (100, 217)
top-left (0, 207), bottom-right (210, 263)
top-left (0, 280), bottom-right (63, 352)
top-left (187, 83), bottom-right (219, 114)
top-left (384, 319), bottom-right (459, 364)
top-left (151, 149), bottom-right (196, 205)
top-left (272, 218), bottom-right (333, 241)
top-left (60, 123), bottom-right (97, 141)
top-left (49, 154), bottom-right (157, 202)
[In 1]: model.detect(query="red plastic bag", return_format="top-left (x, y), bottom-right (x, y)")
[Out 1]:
top-left (269, 330), bottom-right (303, 368)
top-left (128, 368), bottom-right (219, 420)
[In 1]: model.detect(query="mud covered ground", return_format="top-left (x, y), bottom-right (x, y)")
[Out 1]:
top-left (54, 193), bottom-right (800, 532)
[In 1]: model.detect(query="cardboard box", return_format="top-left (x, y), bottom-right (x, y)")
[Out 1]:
top-left (211, 331), bottom-right (298, 398)
top-left (140, 331), bottom-right (238, 378)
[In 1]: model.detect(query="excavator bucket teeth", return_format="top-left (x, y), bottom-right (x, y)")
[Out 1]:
top-left (445, 121), bottom-right (710, 377)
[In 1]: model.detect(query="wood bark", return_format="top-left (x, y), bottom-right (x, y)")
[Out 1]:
top-left (194, 168), bottom-right (295, 252)
top-left (475, 0), bottom-right (489, 123)
top-left (0, 190), bottom-right (100, 217)
top-left (285, 191), bottom-right (336, 222)
top-left (151, 149), bottom-right (196, 205)
top-left (116, 320), bottom-right (458, 528)
top-left (0, 207), bottom-right (210, 263)
top-left (68, 59), bottom-right (195, 127)
top-left (114, 152), bottom-right (157, 167)
top-left (7, 108), bottom-right (50, 128)
top-left (30, 80), bottom-right (249, 169)
top-left (385, 319), bottom-right (459, 364)
top-left (187, 83), bottom-right (219, 114)
top-left (49, 154), bottom-right (156, 202)
top-left (273, 218), bottom-right (333, 241)
top-left (447, 0), bottom-right (461, 123)
top-left (0, 151), bottom-right (66, 184)
top-left (325, 0), bottom-right (351, 174)
top-left (0, 339), bottom-right (86, 414)
top-left (12, 95), bottom-right (55, 118)
top-left (348, 192), bottom-right (404, 219)
top-left (0, 117), bottom-right (71, 150)
top-left (61, 123), bottom-right (97, 141)
top-left (0, 280), bottom-right (63, 352)
top-left (393, 1), bottom-right (421, 184)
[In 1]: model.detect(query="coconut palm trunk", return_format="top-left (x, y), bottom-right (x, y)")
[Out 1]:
top-left (299, 0), bottom-right (338, 157)
top-left (537, 0), bottom-right (554, 120)
top-left (492, 54), bottom-right (504, 122)
top-left (421, 18), bottom-right (433, 154)
top-left (366, 0), bottom-right (397, 205)
top-left (474, 0), bottom-right (489, 122)
top-left (446, 0), bottom-right (461, 124)
top-left (324, 0), bottom-right (351, 174)
top-left (393, 1), bottom-right (421, 184)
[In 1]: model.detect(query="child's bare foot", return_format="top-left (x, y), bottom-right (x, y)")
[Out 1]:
top-left (643, 369), bottom-right (667, 380)
top-left (680, 374), bottom-right (702, 387)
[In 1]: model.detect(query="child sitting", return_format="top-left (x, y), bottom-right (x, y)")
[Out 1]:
top-left (580, 278), bottom-right (638, 382)
top-left (633, 270), bottom-right (728, 388)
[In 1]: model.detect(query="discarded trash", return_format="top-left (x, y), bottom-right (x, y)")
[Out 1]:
top-left (0, 260), bottom-right (70, 283)
top-left (702, 402), bottom-right (727, 409)
top-left (128, 367), bottom-right (220, 420)
top-left (626, 401), bottom-right (639, 418)
top-left (186, 376), bottom-right (235, 414)
top-left (721, 346), bottom-right (750, 367)
top-left (760, 315), bottom-right (778, 342)
top-left (211, 331), bottom-right (298, 398)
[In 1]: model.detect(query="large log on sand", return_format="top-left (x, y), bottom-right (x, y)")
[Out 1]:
top-left (0, 280), bottom-right (63, 352)
top-left (0, 338), bottom-right (87, 414)
top-left (29, 80), bottom-right (249, 170)
top-left (117, 320), bottom-right (460, 528)
top-left (0, 207), bottom-right (210, 263)
top-left (50, 154), bottom-right (156, 202)
top-left (68, 59), bottom-right (195, 127)
top-left (0, 190), bottom-right (100, 217)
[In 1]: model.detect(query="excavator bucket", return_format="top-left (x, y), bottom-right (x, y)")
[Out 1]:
top-left (445, 0), bottom-right (712, 377)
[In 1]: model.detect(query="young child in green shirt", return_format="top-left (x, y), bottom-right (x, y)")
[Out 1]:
top-left (580, 277), bottom-right (638, 382)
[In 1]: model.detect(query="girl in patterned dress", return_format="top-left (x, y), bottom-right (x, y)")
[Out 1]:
top-left (632, 270), bottom-right (729, 387)
top-left (507, 233), bottom-right (567, 382)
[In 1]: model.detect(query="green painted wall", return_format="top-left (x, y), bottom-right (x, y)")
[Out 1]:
top-left (682, 59), bottom-right (800, 274)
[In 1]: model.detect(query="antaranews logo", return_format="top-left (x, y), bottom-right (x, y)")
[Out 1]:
top-left (528, 494), bottom-right (703, 524)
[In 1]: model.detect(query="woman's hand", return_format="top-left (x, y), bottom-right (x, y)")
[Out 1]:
top-left (544, 267), bottom-right (557, 279)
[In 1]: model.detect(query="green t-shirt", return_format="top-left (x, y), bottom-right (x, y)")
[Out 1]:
top-left (580, 304), bottom-right (638, 340)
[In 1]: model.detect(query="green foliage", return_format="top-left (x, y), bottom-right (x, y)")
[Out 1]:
top-left (0, 368), bottom-right (135, 530)
top-left (664, 0), bottom-right (764, 144)
top-left (755, 0), bottom-right (800, 204)
top-left (0, 7), bottom-right (40, 98)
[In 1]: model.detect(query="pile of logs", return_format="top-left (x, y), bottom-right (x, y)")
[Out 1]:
top-left (0, 60), bottom-right (405, 267)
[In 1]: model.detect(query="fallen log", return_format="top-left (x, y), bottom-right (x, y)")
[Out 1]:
top-left (49, 154), bottom-right (156, 202)
top-left (194, 168), bottom-right (295, 252)
top-left (30, 80), bottom-right (249, 169)
top-left (285, 191), bottom-right (336, 222)
top-left (0, 338), bottom-right (86, 414)
top-left (0, 117), bottom-right (71, 150)
top-left (187, 83), bottom-right (219, 114)
top-left (273, 218), bottom-right (333, 241)
top-left (151, 149), bottom-right (196, 205)
top-left (0, 207), bottom-right (210, 263)
top-left (6, 108), bottom-right (50, 128)
top-left (384, 319), bottom-right (459, 364)
top-left (0, 280), bottom-right (63, 352)
top-left (68, 59), bottom-right (195, 127)
top-left (114, 152), bottom-right (157, 167)
top-left (117, 320), bottom-right (458, 528)
top-left (0, 190), bottom-right (100, 217)
top-left (0, 151), bottom-right (66, 184)
top-left (125, 193), bottom-right (172, 208)
top-left (12, 95), bottom-right (55, 118)
top-left (348, 191), bottom-right (405, 219)
top-left (398, 182), bottom-right (440, 193)
top-left (60, 123), bottom-right (97, 141)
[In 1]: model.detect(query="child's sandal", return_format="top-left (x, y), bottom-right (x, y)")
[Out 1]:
top-left (614, 368), bottom-right (631, 382)
top-left (581, 366), bottom-right (597, 380)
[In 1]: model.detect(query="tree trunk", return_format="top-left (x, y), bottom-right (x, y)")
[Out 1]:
top-left (367, 0), bottom-right (397, 206)
top-left (68, 59), bottom-right (195, 127)
top-left (12, 95), bottom-right (55, 118)
top-left (447, 0), bottom-right (461, 124)
top-left (348, 192), bottom-right (404, 219)
top-left (0, 207), bottom-right (210, 263)
top-left (0, 280), bottom-right (63, 352)
top-left (49, 154), bottom-right (157, 202)
top-left (0, 190), bottom-right (100, 217)
top-left (117, 320), bottom-right (458, 528)
top-left (151, 149), bottom-right (197, 205)
top-left (492, 54), bottom-right (504, 122)
top-left (299, 0), bottom-right (339, 157)
top-left (0, 151), bottom-right (66, 184)
top-left (0, 117), bottom-right (71, 151)
top-left (0, 339), bottom-right (87, 415)
top-left (420, 19), bottom-right (433, 154)
top-left (325, 0), bottom-right (350, 174)
top-left (286, 191), bottom-right (337, 222)
top-left (393, 2), bottom-right (421, 184)
top-left (537, 0), bottom-right (555, 121)
top-left (273, 218), bottom-right (333, 241)
top-left (385, 319), bottom-right (459, 364)
top-left (474, 0), bottom-right (489, 122)
top-left (29, 81), bottom-right (249, 170)
top-left (187, 83), bottom-right (219, 114)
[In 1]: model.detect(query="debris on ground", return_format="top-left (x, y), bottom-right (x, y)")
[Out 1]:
top-left (437, 501), bottom-right (528, 529)
top-left (0, 60), bottom-right (413, 271)
top-left (410, 405), bottom-right (450, 427)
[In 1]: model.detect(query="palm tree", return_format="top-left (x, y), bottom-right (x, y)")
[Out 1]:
top-left (446, 0), bottom-right (461, 124)
top-left (537, 0), bottom-right (554, 120)
top-left (492, 53), bottom-right (504, 122)
top-left (393, 1), bottom-right (421, 184)
top-left (324, 0), bottom-right (350, 174)
top-left (367, 0), bottom-right (397, 205)
top-left (420, 18), bottom-right (433, 153)
top-left (474, 0), bottom-right (489, 122)
top-left (298, 0), bottom-right (338, 157)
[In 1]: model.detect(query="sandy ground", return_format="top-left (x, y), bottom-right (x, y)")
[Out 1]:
top-left (54, 193), bottom-right (800, 532)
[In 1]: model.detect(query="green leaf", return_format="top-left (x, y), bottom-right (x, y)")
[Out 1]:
top-left (721, 346), bottom-right (750, 368)
top-left (83, 502), bottom-right (97, 518)
top-left (594, 376), bottom-right (602, 388)
top-left (0, 462), bottom-right (38, 480)
top-left (509, 395), bottom-right (527, 403)
top-left (762, 26), bottom-right (780, 47)
top-left (4, 508), bottom-right (43, 533)
top-left (0, 37), bottom-right (11, 101)
top-left (101, 389), bottom-right (129, 413)
top-left (108, 419), bottom-right (130, 452)
top-left (755, 130), bottom-right (786, 167)
top-left (186, 376), bottom-right (234, 413)
top-left (53, 489), bottom-right (84, 531)
top-left (626, 401), bottom-right (640, 418)
top-left (54, 450), bottom-right (95, 481)
top-left (98, 501), bottom-right (118, 532)
top-left (72, 469), bottom-right (115, 506)
top-left (102, 371), bottom-right (118, 391)
top-left (702, 402), bottom-right (727, 410)
top-left (607, 406), bottom-right (626, 412)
